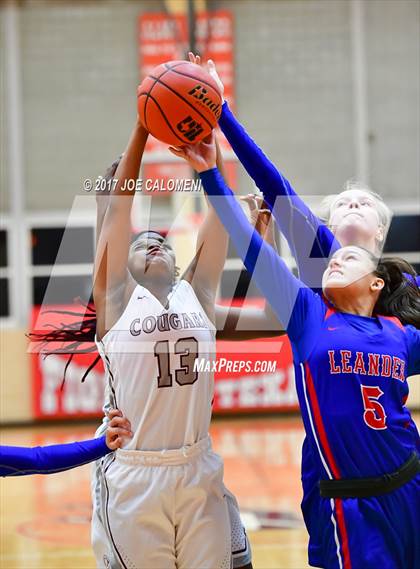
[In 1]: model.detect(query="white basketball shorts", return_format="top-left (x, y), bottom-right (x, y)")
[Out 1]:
top-left (91, 437), bottom-right (231, 569)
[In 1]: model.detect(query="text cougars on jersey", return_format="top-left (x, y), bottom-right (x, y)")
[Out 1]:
top-left (130, 311), bottom-right (209, 335)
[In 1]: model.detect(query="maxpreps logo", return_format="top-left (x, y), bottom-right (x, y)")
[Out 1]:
top-left (176, 116), bottom-right (204, 142)
top-left (188, 85), bottom-right (222, 119)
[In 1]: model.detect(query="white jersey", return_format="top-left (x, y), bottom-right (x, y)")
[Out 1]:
top-left (96, 279), bottom-right (215, 451)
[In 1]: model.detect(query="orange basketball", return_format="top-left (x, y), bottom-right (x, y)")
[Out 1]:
top-left (137, 61), bottom-right (222, 146)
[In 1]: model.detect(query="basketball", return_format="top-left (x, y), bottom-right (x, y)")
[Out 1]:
top-left (137, 61), bottom-right (222, 146)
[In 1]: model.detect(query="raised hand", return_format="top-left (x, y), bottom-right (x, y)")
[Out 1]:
top-left (240, 194), bottom-right (276, 245)
top-left (169, 132), bottom-right (217, 173)
top-left (188, 52), bottom-right (224, 99)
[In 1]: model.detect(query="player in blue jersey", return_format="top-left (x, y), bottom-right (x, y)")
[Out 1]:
top-left (188, 52), bottom-right (419, 566)
top-left (171, 136), bottom-right (420, 569)
top-left (0, 409), bottom-right (132, 477)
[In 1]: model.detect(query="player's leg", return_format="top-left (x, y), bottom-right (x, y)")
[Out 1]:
top-left (91, 416), bottom-right (116, 568)
top-left (224, 486), bottom-right (253, 569)
top-left (318, 476), bottom-right (420, 569)
top-left (91, 458), bottom-right (119, 569)
top-left (300, 437), bottom-right (323, 568)
top-left (318, 496), bottom-right (395, 569)
top-left (175, 449), bottom-right (231, 569)
top-left (103, 456), bottom-right (176, 569)
top-left (400, 474), bottom-right (420, 569)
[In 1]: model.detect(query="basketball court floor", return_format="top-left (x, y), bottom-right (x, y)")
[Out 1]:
top-left (2, 413), bottom-right (419, 569)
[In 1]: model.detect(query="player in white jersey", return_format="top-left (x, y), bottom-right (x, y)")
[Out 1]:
top-left (92, 116), bottom-right (274, 568)
top-left (92, 156), bottom-right (285, 568)
top-left (90, 138), bottom-right (283, 568)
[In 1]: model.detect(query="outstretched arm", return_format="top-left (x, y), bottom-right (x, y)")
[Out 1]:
top-left (192, 54), bottom-right (340, 289)
top-left (0, 438), bottom-right (110, 477)
top-left (0, 411), bottom-right (131, 477)
top-left (171, 135), bottom-right (229, 323)
top-left (200, 167), bottom-right (314, 334)
top-left (93, 121), bottom-right (148, 338)
top-left (219, 101), bottom-right (339, 289)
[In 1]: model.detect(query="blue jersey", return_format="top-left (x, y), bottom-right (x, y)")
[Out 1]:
top-left (200, 167), bottom-right (420, 477)
top-left (293, 307), bottom-right (420, 479)
top-left (0, 435), bottom-right (109, 477)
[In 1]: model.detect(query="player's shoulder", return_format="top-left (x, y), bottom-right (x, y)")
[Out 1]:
top-left (378, 316), bottom-right (420, 350)
top-left (377, 315), bottom-right (405, 332)
top-left (402, 323), bottom-right (420, 345)
top-left (168, 279), bottom-right (199, 307)
top-left (174, 278), bottom-right (197, 298)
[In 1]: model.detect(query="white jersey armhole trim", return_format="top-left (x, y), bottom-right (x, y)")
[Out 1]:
top-left (96, 284), bottom-right (143, 345)
top-left (178, 279), bottom-right (216, 336)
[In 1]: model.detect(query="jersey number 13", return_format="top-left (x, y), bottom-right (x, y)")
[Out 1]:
top-left (154, 337), bottom-right (199, 388)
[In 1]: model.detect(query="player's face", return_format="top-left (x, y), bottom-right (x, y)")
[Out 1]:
top-left (322, 246), bottom-right (381, 300)
top-left (128, 233), bottom-right (176, 284)
top-left (328, 190), bottom-right (383, 249)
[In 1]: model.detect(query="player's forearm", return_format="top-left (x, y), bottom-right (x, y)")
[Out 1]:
top-left (199, 167), bottom-right (304, 330)
top-left (192, 136), bottom-right (229, 295)
top-left (110, 121), bottom-right (148, 200)
top-left (94, 123), bottom-right (148, 292)
top-left (220, 102), bottom-right (339, 287)
top-left (95, 196), bottom-right (110, 246)
top-left (215, 135), bottom-right (228, 182)
top-left (219, 101), bottom-right (295, 206)
top-left (0, 436), bottom-right (109, 477)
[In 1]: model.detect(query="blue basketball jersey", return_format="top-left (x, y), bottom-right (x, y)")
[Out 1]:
top-left (293, 306), bottom-right (420, 480)
top-left (200, 166), bottom-right (420, 481)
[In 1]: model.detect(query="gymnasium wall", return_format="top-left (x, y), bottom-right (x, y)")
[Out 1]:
top-left (220, 0), bottom-right (419, 202)
top-left (0, 0), bottom-right (419, 424)
top-left (3, 0), bottom-right (418, 211)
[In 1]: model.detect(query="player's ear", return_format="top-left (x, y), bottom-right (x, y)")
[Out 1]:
top-left (371, 277), bottom-right (384, 292)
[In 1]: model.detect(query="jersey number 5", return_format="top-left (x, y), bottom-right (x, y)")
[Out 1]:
top-left (154, 337), bottom-right (198, 388)
top-left (360, 385), bottom-right (387, 430)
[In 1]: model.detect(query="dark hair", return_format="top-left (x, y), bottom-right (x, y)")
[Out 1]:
top-left (27, 302), bottom-right (100, 386)
top-left (372, 256), bottom-right (420, 328)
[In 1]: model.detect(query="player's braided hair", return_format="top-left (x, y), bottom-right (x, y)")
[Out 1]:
top-left (371, 256), bottom-right (420, 329)
top-left (27, 301), bottom-right (100, 385)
